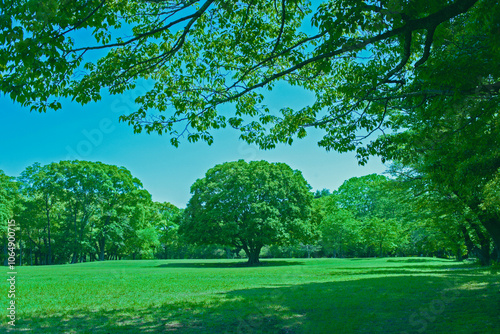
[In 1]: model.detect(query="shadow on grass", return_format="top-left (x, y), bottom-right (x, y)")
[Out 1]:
top-left (329, 268), bottom-right (483, 277)
top-left (386, 258), bottom-right (456, 263)
top-left (10, 267), bottom-right (500, 333)
top-left (156, 260), bottom-right (305, 269)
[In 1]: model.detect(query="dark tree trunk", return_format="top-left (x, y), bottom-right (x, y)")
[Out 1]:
top-left (99, 237), bottom-right (106, 261)
top-left (460, 225), bottom-right (475, 258)
top-left (480, 215), bottom-right (500, 262)
top-left (45, 208), bottom-right (52, 265)
top-left (469, 220), bottom-right (491, 265)
top-left (99, 216), bottom-right (111, 261)
top-left (72, 212), bottom-right (78, 264)
top-left (245, 245), bottom-right (262, 266)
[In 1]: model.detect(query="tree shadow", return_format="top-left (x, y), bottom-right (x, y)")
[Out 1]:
top-left (9, 268), bottom-right (500, 333)
top-left (386, 258), bottom-right (444, 263)
top-left (156, 260), bottom-right (305, 268)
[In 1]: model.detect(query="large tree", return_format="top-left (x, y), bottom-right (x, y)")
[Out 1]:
top-left (2, 0), bottom-right (495, 150)
top-left (179, 160), bottom-right (312, 265)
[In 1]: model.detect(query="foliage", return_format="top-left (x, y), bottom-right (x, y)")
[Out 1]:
top-left (0, 169), bottom-right (18, 265)
top-left (482, 169), bottom-right (500, 215)
top-left (180, 160), bottom-right (313, 264)
top-left (313, 195), bottom-right (360, 258)
top-left (15, 160), bottom-right (160, 264)
top-left (2, 0), bottom-right (496, 156)
top-left (0, 169), bottom-right (17, 223)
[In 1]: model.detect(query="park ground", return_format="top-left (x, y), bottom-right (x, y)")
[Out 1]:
top-left (3, 257), bottom-right (500, 333)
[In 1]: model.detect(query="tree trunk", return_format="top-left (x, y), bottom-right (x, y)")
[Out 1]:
top-left (19, 240), bottom-right (22, 266)
top-left (460, 225), bottom-right (475, 258)
top-left (99, 216), bottom-right (111, 261)
top-left (99, 237), bottom-right (106, 261)
top-left (480, 215), bottom-right (500, 262)
top-left (469, 220), bottom-right (491, 265)
top-left (45, 208), bottom-right (52, 265)
top-left (72, 212), bottom-right (78, 264)
top-left (245, 245), bottom-right (262, 266)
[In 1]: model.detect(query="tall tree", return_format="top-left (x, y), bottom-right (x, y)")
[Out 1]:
top-left (180, 160), bottom-right (313, 265)
top-left (18, 163), bottom-right (63, 265)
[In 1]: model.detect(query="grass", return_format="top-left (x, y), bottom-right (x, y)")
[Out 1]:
top-left (2, 257), bottom-right (500, 333)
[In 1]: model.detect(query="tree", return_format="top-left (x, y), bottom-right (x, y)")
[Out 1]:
top-left (2, 0), bottom-right (495, 152)
top-left (16, 160), bottom-right (150, 264)
top-left (312, 195), bottom-right (359, 258)
top-left (179, 160), bottom-right (312, 265)
top-left (387, 163), bottom-right (495, 262)
top-left (331, 174), bottom-right (413, 257)
top-left (0, 170), bottom-right (17, 223)
top-left (18, 163), bottom-right (63, 265)
top-left (0, 170), bottom-right (18, 265)
top-left (377, 92), bottom-right (500, 262)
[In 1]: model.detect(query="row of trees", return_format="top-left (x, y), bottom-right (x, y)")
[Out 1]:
top-left (2, 159), bottom-right (498, 265)
top-left (313, 173), bottom-right (498, 264)
top-left (0, 161), bottom-right (181, 265)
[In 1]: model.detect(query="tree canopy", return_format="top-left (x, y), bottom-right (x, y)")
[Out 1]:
top-left (2, 0), bottom-right (497, 155)
top-left (0, 170), bottom-right (17, 224)
top-left (179, 160), bottom-right (313, 265)
top-left (14, 160), bottom-right (157, 264)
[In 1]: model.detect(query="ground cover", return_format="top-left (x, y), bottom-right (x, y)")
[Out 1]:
top-left (3, 258), bottom-right (499, 333)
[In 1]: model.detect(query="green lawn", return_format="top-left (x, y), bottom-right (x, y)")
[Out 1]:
top-left (3, 258), bottom-right (499, 333)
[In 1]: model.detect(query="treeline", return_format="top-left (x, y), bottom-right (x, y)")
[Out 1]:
top-left (1, 160), bottom-right (499, 265)
top-left (310, 173), bottom-right (498, 264)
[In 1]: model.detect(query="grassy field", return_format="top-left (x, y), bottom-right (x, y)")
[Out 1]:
top-left (3, 257), bottom-right (500, 333)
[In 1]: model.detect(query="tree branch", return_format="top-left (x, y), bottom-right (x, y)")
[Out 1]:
top-left (223, 0), bottom-right (479, 104)
top-left (55, 0), bottom-right (107, 39)
top-left (68, 0), bottom-right (215, 53)
top-left (272, 0), bottom-right (287, 54)
top-left (414, 25), bottom-right (437, 68)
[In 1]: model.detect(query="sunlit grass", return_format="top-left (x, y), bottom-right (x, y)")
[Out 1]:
top-left (3, 258), bottom-right (499, 333)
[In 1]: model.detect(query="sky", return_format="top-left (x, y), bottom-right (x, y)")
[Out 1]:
top-left (0, 80), bottom-right (387, 208)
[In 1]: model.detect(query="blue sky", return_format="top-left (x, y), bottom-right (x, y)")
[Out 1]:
top-left (0, 80), bottom-right (386, 208)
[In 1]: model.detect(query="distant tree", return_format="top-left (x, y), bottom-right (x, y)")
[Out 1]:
top-left (314, 188), bottom-right (332, 199)
top-left (331, 174), bottom-right (413, 257)
top-left (312, 195), bottom-right (359, 258)
top-left (17, 160), bottom-right (149, 264)
top-left (335, 174), bottom-right (390, 219)
top-left (0, 170), bottom-right (18, 265)
top-left (18, 163), bottom-right (62, 265)
top-left (180, 160), bottom-right (313, 265)
top-left (0, 170), bottom-right (17, 223)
